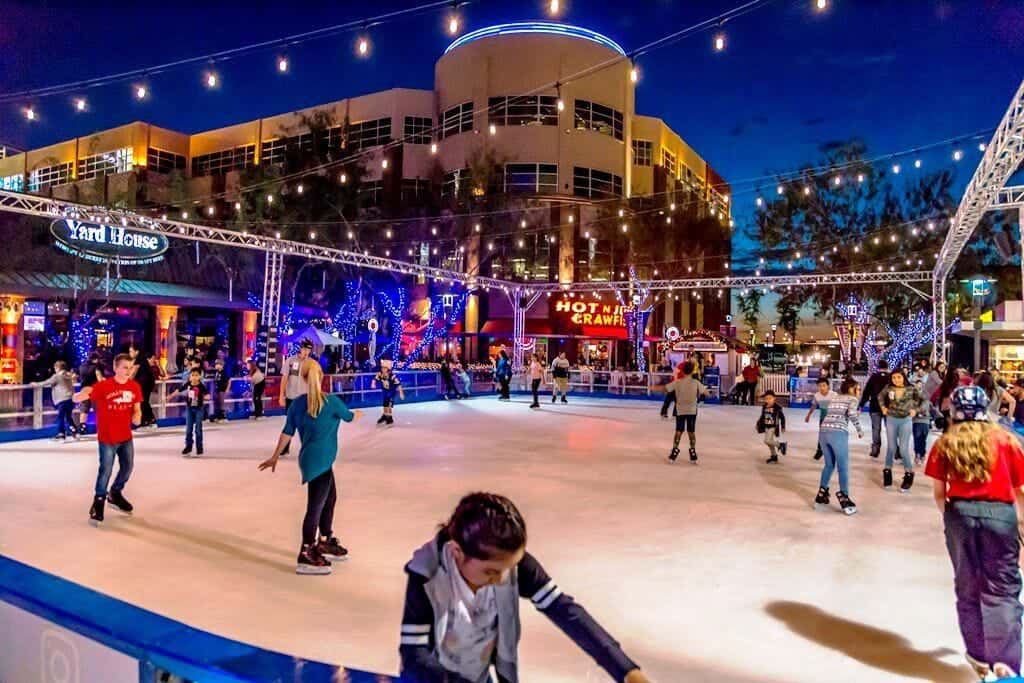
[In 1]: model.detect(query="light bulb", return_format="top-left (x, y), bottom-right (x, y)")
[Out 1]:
top-left (621, 224), bottom-right (628, 233)
top-left (777, 185), bottom-right (784, 195)
top-left (474, 223), bottom-right (481, 232)
top-left (714, 34), bottom-right (725, 52)
top-left (670, 202), bottom-right (676, 211)
top-left (520, 219), bottom-right (527, 228)
top-left (297, 184), bottom-right (304, 194)
top-left (24, 107), bottom-right (35, 121)
top-left (431, 227), bottom-right (438, 235)
top-left (74, 98), bottom-right (86, 112)
top-left (892, 164), bottom-right (901, 174)
top-left (953, 149), bottom-right (963, 161)
top-left (489, 124), bottom-right (497, 135)
top-left (978, 142), bottom-right (987, 152)
top-left (310, 231), bottom-right (317, 239)
top-left (630, 67), bottom-right (639, 83)
top-left (136, 86), bottom-right (147, 99)
top-left (357, 38), bottom-right (369, 56)
top-left (385, 229), bottom-right (393, 239)
top-left (430, 142), bottom-right (438, 154)
top-left (816, 0), bottom-right (827, 9)
top-left (277, 57), bottom-right (289, 73)
top-left (382, 158), bottom-right (389, 169)
top-left (266, 194), bottom-right (274, 204)
top-left (518, 239), bottom-right (524, 248)
top-left (803, 186), bottom-right (811, 195)
top-left (557, 98), bottom-right (565, 111)
top-left (339, 173), bottom-right (347, 184)
top-left (234, 202), bottom-right (241, 210)
top-left (206, 73), bottom-right (218, 88)
top-left (568, 215), bottom-right (574, 223)
top-left (833, 176), bottom-right (841, 186)
top-left (207, 207), bottom-right (214, 216)
top-left (914, 159), bottom-right (922, 169)
top-left (347, 231), bottom-right (354, 239)
top-left (448, 16), bottom-right (460, 35)
top-left (549, 0), bottom-right (560, 15)
top-left (181, 211), bottom-right (188, 219)
top-left (488, 242), bottom-right (494, 250)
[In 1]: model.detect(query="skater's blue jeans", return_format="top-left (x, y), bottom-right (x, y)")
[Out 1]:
top-left (818, 430), bottom-right (850, 493)
top-left (95, 440), bottom-right (134, 497)
top-left (869, 411), bottom-right (884, 457)
top-left (885, 416), bottom-right (914, 470)
top-left (55, 399), bottom-right (77, 437)
top-left (913, 422), bottom-right (930, 458)
top-left (185, 406), bottom-right (204, 451)
top-left (944, 500), bottom-right (1022, 674)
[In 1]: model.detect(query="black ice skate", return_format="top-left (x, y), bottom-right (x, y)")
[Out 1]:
top-left (836, 491), bottom-right (858, 515)
top-left (766, 454), bottom-right (779, 464)
top-left (668, 447), bottom-right (680, 462)
top-left (182, 446), bottom-right (192, 456)
top-left (107, 490), bottom-right (133, 515)
top-left (780, 442), bottom-right (788, 456)
top-left (89, 495), bottom-right (105, 526)
top-left (376, 414), bottom-right (387, 425)
top-left (899, 471), bottom-right (914, 494)
top-left (814, 486), bottom-right (830, 510)
top-left (561, 397), bottom-right (568, 404)
top-left (551, 394), bottom-right (556, 404)
top-left (813, 446), bottom-right (823, 461)
top-left (883, 468), bottom-right (893, 488)
top-left (688, 447), bottom-right (698, 464)
top-left (317, 536), bottom-right (349, 562)
top-left (296, 544), bottom-right (332, 575)
top-left (385, 415), bottom-right (395, 425)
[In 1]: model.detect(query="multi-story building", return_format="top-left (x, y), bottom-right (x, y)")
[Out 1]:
top-left (0, 22), bottom-right (730, 374)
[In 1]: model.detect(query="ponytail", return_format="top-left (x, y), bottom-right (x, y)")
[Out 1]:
top-left (303, 360), bottom-right (326, 418)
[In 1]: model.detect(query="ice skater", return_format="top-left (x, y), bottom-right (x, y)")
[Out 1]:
top-left (912, 381), bottom-right (932, 467)
top-left (398, 491), bottom-right (650, 683)
top-left (657, 361), bottom-right (707, 463)
top-left (813, 378), bottom-right (864, 515)
top-left (757, 390), bottom-right (787, 464)
top-left (495, 350), bottom-right (512, 400)
top-left (32, 360), bottom-right (79, 442)
top-left (880, 368), bottom-right (923, 492)
top-left (278, 339), bottom-right (313, 455)
top-left (72, 353), bottom-right (142, 526)
top-left (245, 360), bottom-right (266, 419)
top-left (659, 362), bottom-right (683, 419)
top-left (805, 377), bottom-right (835, 460)
top-left (550, 351), bottom-right (570, 404)
top-left (455, 362), bottom-right (472, 398)
top-left (373, 360), bottom-right (404, 425)
top-left (926, 385), bottom-right (1024, 680)
top-left (259, 360), bottom-right (362, 575)
top-left (528, 353), bottom-right (543, 408)
top-left (170, 368), bottom-right (208, 457)
top-left (211, 359), bottom-right (229, 422)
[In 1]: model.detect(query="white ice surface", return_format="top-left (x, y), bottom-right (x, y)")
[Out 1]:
top-left (0, 397), bottom-right (977, 682)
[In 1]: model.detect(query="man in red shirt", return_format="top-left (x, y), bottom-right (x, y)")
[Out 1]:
top-left (74, 353), bottom-right (142, 526)
top-left (740, 359), bottom-right (760, 406)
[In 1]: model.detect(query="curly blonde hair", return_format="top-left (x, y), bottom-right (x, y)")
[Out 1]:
top-left (934, 421), bottom-right (1004, 483)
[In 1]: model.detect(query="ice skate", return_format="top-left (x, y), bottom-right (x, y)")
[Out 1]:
top-left (899, 471), bottom-right (914, 494)
top-left (836, 491), bottom-right (857, 515)
top-left (376, 414), bottom-right (387, 425)
top-left (386, 415), bottom-right (395, 425)
top-left (688, 447), bottom-right (698, 464)
top-left (296, 544), bottom-right (331, 575)
top-left (181, 447), bottom-right (192, 457)
top-left (766, 454), bottom-right (779, 464)
top-left (814, 486), bottom-right (830, 510)
top-left (89, 495), bottom-right (105, 527)
top-left (883, 468), bottom-right (893, 488)
top-left (317, 536), bottom-right (349, 562)
top-left (780, 442), bottom-right (788, 456)
top-left (107, 490), bottom-right (133, 515)
top-left (668, 447), bottom-right (679, 462)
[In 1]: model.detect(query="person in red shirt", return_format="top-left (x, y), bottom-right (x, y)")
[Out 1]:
top-left (926, 384), bottom-right (1024, 680)
top-left (73, 353), bottom-right (142, 526)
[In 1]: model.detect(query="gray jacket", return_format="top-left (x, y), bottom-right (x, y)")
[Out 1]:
top-left (37, 370), bottom-right (75, 405)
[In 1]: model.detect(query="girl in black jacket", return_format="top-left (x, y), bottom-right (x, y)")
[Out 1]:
top-left (399, 492), bottom-right (649, 683)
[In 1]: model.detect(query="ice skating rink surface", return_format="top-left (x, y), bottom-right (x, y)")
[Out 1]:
top-left (0, 397), bottom-right (979, 682)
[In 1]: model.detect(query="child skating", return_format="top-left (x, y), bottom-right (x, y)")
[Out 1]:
top-left (912, 384), bottom-right (932, 467)
top-left (373, 360), bottom-right (404, 425)
top-left (758, 390), bottom-right (787, 464)
top-left (399, 491), bottom-right (650, 683)
top-left (658, 361), bottom-right (708, 463)
top-left (170, 368), bottom-right (209, 457)
top-left (32, 360), bottom-right (79, 442)
top-left (805, 377), bottom-right (835, 461)
top-left (814, 378), bottom-right (864, 515)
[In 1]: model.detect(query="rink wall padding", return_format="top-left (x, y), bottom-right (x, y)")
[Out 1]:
top-left (0, 554), bottom-right (397, 682)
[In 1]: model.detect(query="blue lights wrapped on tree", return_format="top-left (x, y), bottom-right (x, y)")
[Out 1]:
top-left (401, 290), bottom-right (468, 368)
top-left (375, 287), bottom-right (407, 363)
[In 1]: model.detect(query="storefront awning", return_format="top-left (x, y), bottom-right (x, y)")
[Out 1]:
top-left (0, 271), bottom-right (256, 311)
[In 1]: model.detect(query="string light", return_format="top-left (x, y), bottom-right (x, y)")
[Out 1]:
top-left (74, 98), bottom-right (86, 112)
top-left (385, 229), bottom-right (393, 239)
top-left (891, 164), bottom-right (901, 174)
top-left (914, 159), bottom-right (922, 168)
top-left (630, 66), bottom-right (639, 83)
top-left (714, 34), bottom-right (726, 52)
top-left (24, 107), bottom-right (35, 121)
top-left (431, 227), bottom-right (438, 235)
top-left (488, 242), bottom-right (494, 250)
top-left (520, 219), bottom-right (527, 228)
top-left (857, 173), bottom-right (865, 183)
top-left (474, 223), bottom-right (481, 232)
top-left (339, 173), bottom-right (347, 184)
top-left (448, 15), bottom-right (460, 35)
top-left (549, 0), bottom-right (560, 15)
top-left (430, 142), bottom-right (438, 154)
top-left (135, 86), bottom-right (147, 100)
top-left (277, 56), bottom-right (289, 73)
top-left (382, 158), bottom-right (389, 170)
top-left (953, 149), bottom-right (963, 161)
top-left (296, 183), bottom-right (304, 194)
top-left (357, 37), bottom-right (370, 57)
top-left (670, 202), bottom-right (676, 211)
top-left (517, 239), bottom-right (524, 248)
top-left (621, 224), bottom-right (628, 233)
top-left (489, 124), bottom-right (497, 135)
top-left (205, 72), bottom-right (218, 88)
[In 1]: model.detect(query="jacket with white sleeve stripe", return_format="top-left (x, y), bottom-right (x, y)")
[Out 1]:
top-left (399, 530), bottom-right (638, 683)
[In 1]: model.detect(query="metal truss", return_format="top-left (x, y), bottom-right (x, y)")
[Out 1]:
top-left (518, 271), bottom-right (933, 293)
top-left (0, 190), bottom-right (509, 290)
top-left (991, 184), bottom-right (1024, 211)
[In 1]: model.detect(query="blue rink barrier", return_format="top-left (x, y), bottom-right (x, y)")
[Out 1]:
top-left (0, 554), bottom-right (397, 683)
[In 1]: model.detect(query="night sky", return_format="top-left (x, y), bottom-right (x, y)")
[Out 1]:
top-left (1, 0), bottom-right (1022, 265)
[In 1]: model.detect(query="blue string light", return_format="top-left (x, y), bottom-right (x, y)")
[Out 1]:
top-left (333, 281), bottom-right (361, 362)
top-left (70, 315), bottom-right (94, 365)
top-left (376, 286), bottom-right (407, 362)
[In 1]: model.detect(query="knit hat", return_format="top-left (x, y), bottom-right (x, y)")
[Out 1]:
top-left (950, 385), bottom-right (990, 422)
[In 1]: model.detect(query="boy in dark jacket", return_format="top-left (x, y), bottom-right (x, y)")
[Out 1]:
top-left (399, 492), bottom-right (649, 683)
top-left (171, 368), bottom-right (209, 457)
top-left (858, 359), bottom-right (891, 458)
top-left (757, 390), bottom-right (788, 464)
top-left (211, 359), bottom-right (229, 422)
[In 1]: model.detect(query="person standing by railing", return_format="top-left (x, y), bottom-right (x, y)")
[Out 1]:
top-left (245, 360), bottom-right (266, 420)
top-left (128, 346), bottom-right (157, 430)
top-left (32, 360), bottom-right (78, 442)
top-left (211, 359), bottom-right (229, 422)
top-left (496, 350), bottom-right (512, 401)
top-left (73, 353), bottom-right (142, 526)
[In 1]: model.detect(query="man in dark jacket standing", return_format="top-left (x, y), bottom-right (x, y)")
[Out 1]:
top-left (859, 358), bottom-right (891, 458)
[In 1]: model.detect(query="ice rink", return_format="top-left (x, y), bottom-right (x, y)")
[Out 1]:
top-left (0, 396), bottom-right (979, 682)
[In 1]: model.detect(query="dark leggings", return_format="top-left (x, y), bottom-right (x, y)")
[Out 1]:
top-left (531, 378), bottom-right (541, 405)
top-left (302, 468), bottom-right (337, 546)
top-left (661, 391), bottom-right (676, 417)
top-left (139, 382), bottom-right (155, 425)
top-left (252, 380), bottom-right (265, 418)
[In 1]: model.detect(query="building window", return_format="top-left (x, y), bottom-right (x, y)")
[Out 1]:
top-left (401, 178), bottom-right (431, 202)
top-left (632, 140), bottom-right (653, 167)
top-left (572, 166), bottom-right (622, 199)
top-left (77, 147), bottom-right (133, 181)
top-left (359, 180), bottom-right (383, 206)
top-left (442, 168), bottom-right (470, 198)
top-left (487, 96), bottom-right (559, 127)
top-left (497, 163), bottom-right (558, 194)
top-left (1, 174), bottom-right (24, 191)
top-left (661, 149), bottom-right (677, 177)
top-left (404, 116), bottom-right (433, 145)
top-left (440, 102), bottom-right (473, 139)
top-left (147, 148), bottom-right (186, 174)
top-left (28, 162), bottom-right (72, 192)
top-left (573, 99), bottom-right (623, 141)
top-left (348, 117), bottom-right (392, 152)
top-left (193, 144), bottom-right (255, 176)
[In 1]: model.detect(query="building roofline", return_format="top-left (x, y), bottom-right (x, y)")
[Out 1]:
top-left (444, 22), bottom-right (625, 56)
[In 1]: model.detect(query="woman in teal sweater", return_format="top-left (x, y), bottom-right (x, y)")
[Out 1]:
top-left (259, 360), bottom-right (362, 575)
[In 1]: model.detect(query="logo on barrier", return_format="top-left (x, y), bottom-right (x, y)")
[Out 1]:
top-left (41, 629), bottom-right (80, 683)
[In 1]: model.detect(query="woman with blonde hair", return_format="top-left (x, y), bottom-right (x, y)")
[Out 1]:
top-left (259, 359), bottom-right (362, 575)
top-left (927, 385), bottom-right (1024, 680)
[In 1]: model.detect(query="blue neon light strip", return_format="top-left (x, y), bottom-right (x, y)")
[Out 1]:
top-left (444, 22), bottom-right (626, 56)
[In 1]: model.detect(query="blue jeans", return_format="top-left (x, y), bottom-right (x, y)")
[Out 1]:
top-left (913, 422), bottom-right (930, 458)
top-left (885, 416), bottom-right (914, 470)
top-left (185, 406), bottom-right (204, 451)
top-left (818, 430), bottom-right (851, 493)
top-left (95, 440), bottom-right (134, 497)
top-left (869, 412), bottom-right (884, 457)
top-left (55, 399), bottom-right (77, 437)
top-left (944, 500), bottom-right (1022, 673)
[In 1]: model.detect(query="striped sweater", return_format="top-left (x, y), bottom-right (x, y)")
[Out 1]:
top-left (820, 394), bottom-right (863, 436)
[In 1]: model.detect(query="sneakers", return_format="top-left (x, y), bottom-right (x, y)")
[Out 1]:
top-left (814, 486), bottom-right (830, 509)
top-left (780, 442), bottom-right (788, 456)
top-left (376, 415), bottom-right (388, 425)
top-left (883, 468), bottom-right (893, 488)
top-left (899, 471), bottom-right (915, 494)
top-left (689, 447), bottom-right (698, 464)
top-left (89, 495), bottom-right (105, 526)
top-left (766, 454), bottom-right (779, 464)
top-left (107, 490), bottom-right (133, 514)
top-left (317, 536), bottom-right (349, 562)
top-left (836, 491), bottom-right (858, 515)
top-left (668, 447), bottom-right (680, 462)
top-left (296, 544), bottom-right (332, 575)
